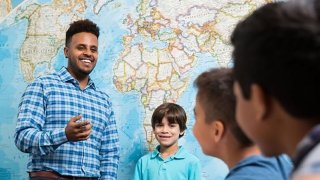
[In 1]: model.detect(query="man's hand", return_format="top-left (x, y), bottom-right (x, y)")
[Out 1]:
top-left (65, 115), bottom-right (92, 141)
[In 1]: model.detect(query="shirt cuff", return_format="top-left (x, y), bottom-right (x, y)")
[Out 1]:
top-left (50, 128), bottom-right (68, 145)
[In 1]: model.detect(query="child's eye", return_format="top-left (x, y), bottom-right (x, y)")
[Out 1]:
top-left (155, 124), bottom-right (163, 127)
top-left (170, 124), bottom-right (178, 127)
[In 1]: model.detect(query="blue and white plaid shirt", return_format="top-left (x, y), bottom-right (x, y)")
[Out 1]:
top-left (292, 124), bottom-right (320, 177)
top-left (15, 67), bottom-right (120, 179)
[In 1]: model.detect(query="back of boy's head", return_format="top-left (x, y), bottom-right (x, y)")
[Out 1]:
top-left (65, 19), bottom-right (100, 47)
top-left (194, 68), bottom-right (253, 147)
top-left (151, 103), bottom-right (187, 138)
top-left (231, 0), bottom-right (320, 119)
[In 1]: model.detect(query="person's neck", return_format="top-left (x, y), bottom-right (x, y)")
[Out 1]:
top-left (268, 98), bottom-right (319, 157)
top-left (282, 119), bottom-right (319, 158)
top-left (67, 68), bottom-right (89, 90)
top-left (159, 143), bottom-right (179, 159)
top-left (225, 145), bottom-right (261, 169)
top-left (219, 132), bottom-right (260, 169)
top-left (78, 77), bottom-right (89, 90)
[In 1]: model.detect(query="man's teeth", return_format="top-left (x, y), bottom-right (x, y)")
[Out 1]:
top-left (81, 59), bottom-right (91, 63)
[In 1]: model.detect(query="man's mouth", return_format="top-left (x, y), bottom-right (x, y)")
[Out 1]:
top-left (81, 59), bottom-right (91, 63)
top-left (80, 58), bottom-right (93, 64)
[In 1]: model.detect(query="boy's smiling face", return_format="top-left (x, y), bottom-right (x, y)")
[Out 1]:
top-left (153, 117), bottom-right (183, 148)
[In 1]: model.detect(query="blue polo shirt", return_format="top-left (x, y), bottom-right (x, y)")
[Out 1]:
top-left (226, 155), bottom-right (292, 180)
top-left (133, 146), bottom-right (202, 180)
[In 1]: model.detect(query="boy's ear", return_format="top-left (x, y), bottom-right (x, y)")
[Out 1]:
top-left (179, 131), bottom-right (185, 136)
top-left (210, 120), bottom-right (225, 143)
top-left (251, 84), bottom-right (268, 121)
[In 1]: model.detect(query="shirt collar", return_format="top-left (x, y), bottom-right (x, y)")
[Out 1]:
top-left (58, 67), bottom-right (96, 90)
top-left (151, 145), bottom-right (186, 159)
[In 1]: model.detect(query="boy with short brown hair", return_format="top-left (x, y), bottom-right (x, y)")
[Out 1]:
top-left (133, 102), bottom-right (201, 180)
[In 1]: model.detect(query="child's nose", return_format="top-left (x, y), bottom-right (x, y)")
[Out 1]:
top-left (162, 125), bottom-right (169, 132)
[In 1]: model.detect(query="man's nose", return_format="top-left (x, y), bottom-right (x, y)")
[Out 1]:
top-left (83, 48), bottom-right (93, 56)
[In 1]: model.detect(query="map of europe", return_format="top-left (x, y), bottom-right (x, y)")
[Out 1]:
top-left (0, 0), bottom-right (273, 179)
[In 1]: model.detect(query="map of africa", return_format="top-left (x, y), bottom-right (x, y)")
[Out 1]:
top-left (0, 0), bottom-right (273, 179)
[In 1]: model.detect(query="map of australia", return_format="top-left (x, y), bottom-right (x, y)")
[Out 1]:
top-left (0, 0), bottom-right (273, 179)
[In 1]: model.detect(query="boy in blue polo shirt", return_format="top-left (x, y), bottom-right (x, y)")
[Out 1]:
top-left (193, 68), bottom-right (292, 180)
top-left (133, 102), bottom-right (202, 180)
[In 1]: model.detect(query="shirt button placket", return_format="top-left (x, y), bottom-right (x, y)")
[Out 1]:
top-left (81, 90), bottom-right (86, 174)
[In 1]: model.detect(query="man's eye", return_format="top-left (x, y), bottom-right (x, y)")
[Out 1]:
top-left (78, 46), bottom-right (85, 50)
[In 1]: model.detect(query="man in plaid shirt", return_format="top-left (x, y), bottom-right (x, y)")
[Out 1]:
top-left (15, 19), bottom-right (119, 180)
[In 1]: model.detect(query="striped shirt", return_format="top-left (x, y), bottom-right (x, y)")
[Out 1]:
top-left (14, 67), bottom-right (119, 179)
top-left (292, 124), bottom-right (320, 177)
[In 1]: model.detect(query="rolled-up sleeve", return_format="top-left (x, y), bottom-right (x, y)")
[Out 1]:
top-left (14, 79), bottom-right (67, 155)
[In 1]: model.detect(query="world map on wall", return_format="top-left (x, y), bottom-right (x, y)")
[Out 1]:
top-left (0, 0), bottom-right (273, 179)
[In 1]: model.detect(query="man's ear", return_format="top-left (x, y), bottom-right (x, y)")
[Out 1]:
top-left (251, 84), bottom-right (269, 121)
top-left (64, 47), bottom-right (69, 58)
top-left (210, 120), bottom-right (225, 143)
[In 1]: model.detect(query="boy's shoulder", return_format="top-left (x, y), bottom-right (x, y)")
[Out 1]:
top-left (137, 149), bottom-right (159, 162)
top-left (293, 143), bottom-right (320, 177)
top-left (227, 155), bottom-right (292, 180)
top-left (175, 146), bottom-right (200, 163)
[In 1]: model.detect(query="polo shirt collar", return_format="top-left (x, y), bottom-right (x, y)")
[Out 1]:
top-left (151, 145), bottom-right (186, 159)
